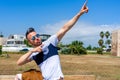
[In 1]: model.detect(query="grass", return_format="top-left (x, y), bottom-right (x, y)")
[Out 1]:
top-left (0, 53), bottom-right (120, 80)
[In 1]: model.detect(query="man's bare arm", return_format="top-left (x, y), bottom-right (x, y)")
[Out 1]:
top-left (17, 46), bottom-right (42, 66)
top-left (56, 0), bottom-right (88, 41)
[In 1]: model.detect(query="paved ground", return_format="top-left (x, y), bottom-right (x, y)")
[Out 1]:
top-left (0, 75), bottom-right (96, 80)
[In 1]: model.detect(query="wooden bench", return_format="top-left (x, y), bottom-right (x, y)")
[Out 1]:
top-left (0, 75), bottom-right (96, 80)
top-left (64, 75), bottom-right (96, 80)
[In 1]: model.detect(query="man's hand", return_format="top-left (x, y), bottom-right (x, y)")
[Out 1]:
top-left (31, 44), bottom-right (43, 53)
top-left (80, 0), bottom-right (89, 15)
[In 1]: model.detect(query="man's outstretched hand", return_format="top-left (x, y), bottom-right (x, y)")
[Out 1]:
top-left (80, 0), bottom-right (89, 14)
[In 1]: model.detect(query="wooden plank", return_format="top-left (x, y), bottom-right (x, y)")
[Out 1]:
top-left (0, 75), bottom-right (96, 80)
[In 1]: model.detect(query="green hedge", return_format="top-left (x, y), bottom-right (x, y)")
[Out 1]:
top-left (2, 51), bottom-right (26, 54)
top-left (0, 45), bottom-right (2, 55)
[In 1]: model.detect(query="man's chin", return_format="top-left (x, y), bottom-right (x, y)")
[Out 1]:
top-left (33, 42), bottom-right (42, 47)
top-left (37, 42), bottom-right (42, 46)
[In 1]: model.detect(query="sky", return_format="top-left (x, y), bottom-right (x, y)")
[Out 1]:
top-left (0, 0), bottom-right (120, 47)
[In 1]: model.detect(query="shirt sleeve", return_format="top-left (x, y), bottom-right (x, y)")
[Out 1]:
top-left (41, 34), bottom-right (59, 54)
top-left (29, 52), bottom-right (39, 61)
top-left (44, 34), bottom-right (59, 47)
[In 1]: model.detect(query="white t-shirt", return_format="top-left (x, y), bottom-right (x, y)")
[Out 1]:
top-left (29, 35), bottom-right (64, 80)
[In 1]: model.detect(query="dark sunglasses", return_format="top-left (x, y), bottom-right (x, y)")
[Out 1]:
top-left (31, 34), bottom-right (40, 41)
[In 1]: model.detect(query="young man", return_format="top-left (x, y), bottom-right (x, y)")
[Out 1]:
top-left (16, 1), bottom-right (88, 80)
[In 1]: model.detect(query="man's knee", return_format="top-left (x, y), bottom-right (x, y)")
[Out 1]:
top-left (14, 74), bottom-right (22, 80)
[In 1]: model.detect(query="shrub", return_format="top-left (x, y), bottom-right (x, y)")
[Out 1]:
top-left (61, 47), bottom-right (71, 54)
top-left (97, 48), bottom-right (103, 54)
top-left (0, 45), bottom-right (2, 55)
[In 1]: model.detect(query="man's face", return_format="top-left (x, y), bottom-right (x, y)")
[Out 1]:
top-left (27, 31), bottom-right (42, 47)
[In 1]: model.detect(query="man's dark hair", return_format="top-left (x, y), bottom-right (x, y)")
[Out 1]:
top-left (25, 27), bottom-right (35, 39)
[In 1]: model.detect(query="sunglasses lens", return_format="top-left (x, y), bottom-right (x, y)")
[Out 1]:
top-left (31, 34), bottom-right (40, 41)
top-left (36, 34), bottom-right (40, 38)
top-left (31, 36), bottom-right (35, 41)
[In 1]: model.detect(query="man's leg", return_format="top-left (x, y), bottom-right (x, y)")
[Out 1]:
top-left (14, 74), bottom-right (22, 80)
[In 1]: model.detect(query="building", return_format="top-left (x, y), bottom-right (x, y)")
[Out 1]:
top-left (111, 29), bottom-right (120, 56)
top-left (3, 34), bottom-right (26, 47)
top-left (2, 34), bottom-right (29, 52)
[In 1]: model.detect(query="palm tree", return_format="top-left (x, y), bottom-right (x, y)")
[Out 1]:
top-left (105, 39), bottom-right (111, 48)
top-left (98, 39), bottom-right (104, 48)
top-left (105, 31), bottom-right (111, 48)
top-left (105, 31), bottom-right (110, 39)
top-left (98, 39), bottom-right (104, 54)
top-left (100, 31), bottom-right (104, 39)
top-left (71, 41), bottom-right (82, 54)
top-left (69, 40), bottom-right (86, 55)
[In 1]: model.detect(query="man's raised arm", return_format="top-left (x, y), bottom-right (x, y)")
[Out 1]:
top-left (56, 0), bottom-right (88, 41)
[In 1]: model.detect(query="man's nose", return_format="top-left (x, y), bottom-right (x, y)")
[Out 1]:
top-left (36, 38), bottom-right (40, 41)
